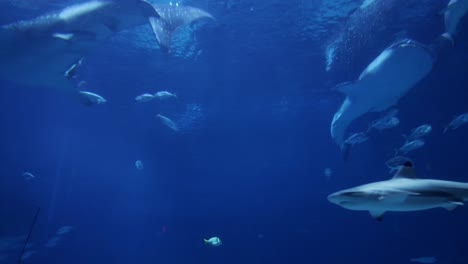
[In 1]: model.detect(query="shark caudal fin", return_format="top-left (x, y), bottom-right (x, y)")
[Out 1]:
top-left (148, 17), bottom-right (171, 52)
top-left (148, 5), bottom-right (214, 51)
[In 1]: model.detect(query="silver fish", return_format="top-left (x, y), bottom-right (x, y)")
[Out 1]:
top-left (397, 139), bottom-right (425, 154)
top-left (78, 91), bottom-right (106, 105)
top-left (444, 112), bottom-right (468, 133)
top-left (406, 124), bottom-right (432, 141)
top-left (156, 114), bottom-right (179, 131)
top-left (369, 116), bottom-right (400, 132)
top-left (135, 93), bottom-right (155, 102)
top-left (154, 91), bottom-right (177, 100)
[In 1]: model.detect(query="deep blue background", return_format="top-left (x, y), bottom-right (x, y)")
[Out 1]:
top-left (1, 0), bottom-right (468, 263)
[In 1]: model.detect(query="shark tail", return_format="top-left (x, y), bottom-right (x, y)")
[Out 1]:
top-left (203, 239), bottom-right (209, 244)
top-left (148, 17), bottom-right (172, 52)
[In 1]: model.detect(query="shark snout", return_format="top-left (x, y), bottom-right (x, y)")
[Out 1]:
top-left (327, 192), bottom-right (343, 205)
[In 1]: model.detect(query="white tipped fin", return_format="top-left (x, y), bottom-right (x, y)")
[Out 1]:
top-left (392, 165), bottom-right (417, 179)
top-left (443, 201), bottom-right (464, 211)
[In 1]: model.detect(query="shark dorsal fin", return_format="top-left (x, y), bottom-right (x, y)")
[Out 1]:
top-left (392, 161), bottom-right (417, 179)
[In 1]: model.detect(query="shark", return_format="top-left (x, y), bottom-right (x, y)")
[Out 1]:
top-left (0, 1), bottom-right (213, 105)
top-left (151, 4), bottom-right (214, 51)
top-left (330, 39), bottom-right (435, 148)
top-left (327, 161), bottom-right (468, 221)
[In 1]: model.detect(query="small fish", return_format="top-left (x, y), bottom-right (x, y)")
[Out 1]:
top-left (405, 124), bottom-right (432, 141)
top-left (78, 91), bottom-right (106, 105)
top-left (21, 172), bottom-right (35, 180)
top-left (344, 132), bottom-right (369, 145)
top-left (135, 160), bottom-right (144, 170)
top-left (156, 114), bottom-right (179, 131)
top-left (369, 116), bottom-right (400, 132)
top-left (204, 237), bottom-right (222, 247)
top-left (135, 93), bottom-right (155, 102)
top-left (56, 226), bottom-right (74, 235)
top-left (368, 109), bottom-right (400, 132)
top-left (410, 257), bottom-right (437, 263)
top-left (385, 156), bottom-right (413, 174)
top-left (154, 91), bottom-right (177, 100)
top-left (444, 112), bottom-right (468, 133)
top-left (397, 139), bottom-right (425, 154)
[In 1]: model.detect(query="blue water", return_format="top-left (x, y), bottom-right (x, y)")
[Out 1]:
top-left (1, 0), bottom-right (468, 263)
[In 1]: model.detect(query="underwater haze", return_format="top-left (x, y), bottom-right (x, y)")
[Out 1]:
top-left (1, 0), bottom-right (468, 264)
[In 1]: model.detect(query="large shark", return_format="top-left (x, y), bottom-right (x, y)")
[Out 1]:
top-left (0, 1), bottom-right (213, 105)
top-left (151, 4), bottom-right (214, 51)
top-left (330, 39), bottom-right (435, 147)
top-left (327, 161), bottom-right (468, 221)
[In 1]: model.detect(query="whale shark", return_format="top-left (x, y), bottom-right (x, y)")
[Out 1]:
top-left (0, 1), bottom-right (213, 105)
top-left (151, 4), bottom-right (214, 51)
top-left (330, 39), bottom-right (434, 147)
top-left (327, 161), bottom-right (468, 221)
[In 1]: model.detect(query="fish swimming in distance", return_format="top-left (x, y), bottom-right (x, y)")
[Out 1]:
top-left (397, 139), bottom-right (425, 155)
top-left (404, 124), bottom-right (432, 141)
top-left (156, 114), bottom-right (179, 131)
top-left (204, 237), bottom-right (222, 247)
top-left (135, 93), bottom-right (155, 102)
top-left (154, 91), bottom-right (177, 100)
top-left (444, 112), bottom-right (468, 133)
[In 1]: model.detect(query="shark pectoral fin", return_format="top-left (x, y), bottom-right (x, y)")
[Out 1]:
top-left (443, 201), bottom-right (464, 211)
top-left (52, 33), bottom-right (74, 41)
top-left (333, 81), bottom-right (359, 99)
top-left (369, 210), bottom-right (385, 221)
top-left (148, 17), bottom-right (171, 51)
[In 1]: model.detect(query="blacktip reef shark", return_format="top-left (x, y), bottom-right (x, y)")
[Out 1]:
top-left (330, 39), bottom-right (435, 155)
top-left (0, 1), bottom-right (213, 105)
top-left (328, 161), bottom-right (468, 221)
